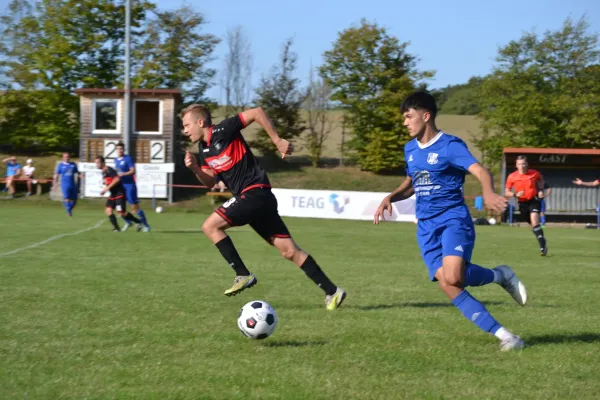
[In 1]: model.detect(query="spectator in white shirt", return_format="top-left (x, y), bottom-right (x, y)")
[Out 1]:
top-left (23, 159), bottom-right (36, 196)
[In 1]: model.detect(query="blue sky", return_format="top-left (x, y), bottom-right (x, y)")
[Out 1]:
top-left (1, 0), bottom-right (598, 102)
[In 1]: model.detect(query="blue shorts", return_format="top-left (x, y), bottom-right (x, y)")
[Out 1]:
top-left (417, 208), bottom-right (475, 281)
top-left (123, 184), bottom-right (139, 204)
top-left (540, 199), bottom-right (546, 213)
top-left (62, 186), bottom-right (78, 202)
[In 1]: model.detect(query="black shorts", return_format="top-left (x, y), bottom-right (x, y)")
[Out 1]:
top-left (215, 188), bottom-right (291, 244)
top-left (106, 196), bottom-right (127, 213)
top-left (518, 199), bottom-right (541, 223)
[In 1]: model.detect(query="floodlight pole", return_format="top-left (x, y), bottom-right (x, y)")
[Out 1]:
top-left (123, 0), bottom-right (132, 152)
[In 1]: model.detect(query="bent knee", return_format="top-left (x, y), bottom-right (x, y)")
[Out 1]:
top-left (279, 247), bottom-right (297, 261)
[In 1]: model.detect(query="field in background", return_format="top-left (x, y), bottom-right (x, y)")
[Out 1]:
top-left (213, 110), bottom-right (483, 160)
top-left (1, 205), bottom-right (599, 399)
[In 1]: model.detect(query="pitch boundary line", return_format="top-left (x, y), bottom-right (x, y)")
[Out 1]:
top-left (0, 220), bottom-right (105, 258)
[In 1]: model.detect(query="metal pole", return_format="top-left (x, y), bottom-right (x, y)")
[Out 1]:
top-left (123, 0), bottom-right (131, 151)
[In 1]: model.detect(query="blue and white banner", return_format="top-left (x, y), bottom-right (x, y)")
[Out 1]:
top-left (271, 188), bottom-right (416, 222)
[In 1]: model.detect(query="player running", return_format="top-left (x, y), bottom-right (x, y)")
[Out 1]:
top-left (181, 104), bottom-right (346, 310)
top-left (504, 156), bottom-right (548, 255)
top-left (540, 182), bottom-right (552, 226)
top-left (374, 92), bottom-right (527, 351)
top-left (96, 156), bottom-right (142, 232)
top-left (53, 153), bottom-right (80, 216)
top-left (114, 142), bottom-right (150, 232)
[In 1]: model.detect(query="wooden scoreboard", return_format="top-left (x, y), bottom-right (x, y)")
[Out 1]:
top-left (75, 88), bottom-right (182, 201)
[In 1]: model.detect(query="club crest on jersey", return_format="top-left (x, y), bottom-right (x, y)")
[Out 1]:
top-left (427, 153), bottom-right (439, 165)
top-left (408, 154), bottom-right (414, 162)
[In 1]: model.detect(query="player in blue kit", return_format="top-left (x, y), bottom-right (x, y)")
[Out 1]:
top-left (53, 152), bottom-right (80, 216)
top-left (114, 142), bottom-right (150, 232)
top-left (374, 92), bottom-right (528, 351)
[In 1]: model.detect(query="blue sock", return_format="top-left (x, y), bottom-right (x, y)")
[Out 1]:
top-left (541, 215), bottom-right (546, 225)
top-left (137, 209), bottom-right (148, 226)
top-left (63, 201), bottom-right (70, 213)
top-left (464, 263), bottom-right (495, 287)
top-left (452, 290), bottom-right (502, 334)
top-left (67, 202), bottom-right (74, 214)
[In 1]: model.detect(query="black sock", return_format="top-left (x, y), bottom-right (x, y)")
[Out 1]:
top-left (532, 225), bottom-right (546, 248)
top-left (109, 214), bottom-right (120, 230)
top-left (126, 212), bottom-right (141, 224)
top-left (300, 255), bottom-right (337, 295)
top-left (215, 236), bottom-right (250, 276)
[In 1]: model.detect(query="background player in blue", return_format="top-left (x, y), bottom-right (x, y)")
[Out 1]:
top-left (114, 142), bottom-right (150, 232)
top-left (374, 92), bottom-right (528, 351)
top-left (53, 152), bottom-right (80, 216)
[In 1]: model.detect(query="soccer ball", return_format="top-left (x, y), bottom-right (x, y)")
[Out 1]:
top-left (488, 217), bottom-right (497, 225)
top-left (237, 300), bottom-right (277, 340)
top-left (155, 206), bottom-right (163, 213)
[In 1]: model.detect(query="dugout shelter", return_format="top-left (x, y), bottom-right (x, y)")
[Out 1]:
top-left (501, 148), bottom-right (600, 224)
top-left (75, 88), bottom-right (183, 202)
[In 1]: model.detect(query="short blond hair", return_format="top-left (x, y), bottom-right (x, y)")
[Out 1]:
top-left (180, 104), bottom-right (212, 125)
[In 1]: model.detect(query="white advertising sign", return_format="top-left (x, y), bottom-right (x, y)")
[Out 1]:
top-left (271, 188), bottom-right (416, 222)
top-left (79, 162), bottom-right (173, 199)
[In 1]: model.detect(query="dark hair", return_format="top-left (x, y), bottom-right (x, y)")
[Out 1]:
top-left (516, 155), bottom-right (527, 162)
top-left (400, 91), bottom-right (437, 118)
top-left (95, 156), bottom-right (105, 163)
top-left (116, 142), bottom-right (125, 149)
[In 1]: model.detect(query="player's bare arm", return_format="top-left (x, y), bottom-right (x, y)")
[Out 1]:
top-left (240, 108), bottom-right (293, 159)
top-left (468, 163), bottom-right (507, 213)
top-left (185, 151), bottom-right (216, 188)
top-left (573, 178), bottom-right (600, 187)
top-left (374, 176), bottom-right (414, 224)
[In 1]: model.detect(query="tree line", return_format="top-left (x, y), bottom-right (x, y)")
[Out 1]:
top-left (1, 1), bottom-right (598, 172)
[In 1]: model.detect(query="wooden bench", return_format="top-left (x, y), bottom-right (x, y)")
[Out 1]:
top-left (0, 177), bottom-right (53, 195)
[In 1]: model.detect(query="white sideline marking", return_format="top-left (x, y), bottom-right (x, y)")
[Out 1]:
top-left (0, 220), bottom-right (105, 258)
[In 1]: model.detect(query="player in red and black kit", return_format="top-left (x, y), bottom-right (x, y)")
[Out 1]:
top-left (181, 104), bottom-right (346, 310)
top-left (95, 156), bottom-right (142, 232)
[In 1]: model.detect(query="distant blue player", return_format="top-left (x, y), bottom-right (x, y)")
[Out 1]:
top-left (114, 142), bottom-right (150, 232)
top-left (374, 92), bottom-right (528, 351)
top-left (53, 152), bottom-right (80, 216)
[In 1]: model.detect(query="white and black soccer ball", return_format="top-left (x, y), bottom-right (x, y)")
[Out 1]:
top-left (237, 300), bottom-right (277, 340)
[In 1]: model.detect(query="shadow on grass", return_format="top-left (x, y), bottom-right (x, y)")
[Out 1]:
top-left (353, 301), bottom-right (506, 311)
top-left (526, 333), bottom-right (600, 347)
top-left (262, 340), bottom-right (327, 348)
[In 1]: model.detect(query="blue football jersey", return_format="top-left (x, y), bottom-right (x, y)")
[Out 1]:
top-left (404, 132), bottom-right (478, 220)
top-left (55, 162), bottom-right (79, 187)
top-left (115, 155), bottom-right (135, 185)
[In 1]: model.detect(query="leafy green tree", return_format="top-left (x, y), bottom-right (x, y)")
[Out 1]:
top-left (303, 66), bottom-right (335, 167)
top-left (133, 5), bottom-right (220, 104)
top-left (434, 77), bottom-right (484, 115)
top-left (476, 17), bottom-right (600, 165)
top-left (0, 1), bottom-right (219, 151)
top-left (320, 19), bottom-right (433, 173)
top-left (251, 38), bottom-right (305, 161)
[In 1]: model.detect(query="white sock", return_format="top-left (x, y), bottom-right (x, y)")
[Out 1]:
top-left (492, 269), bottom-right (502, 283)
top-left (494, 327), bottom-right (513, 341)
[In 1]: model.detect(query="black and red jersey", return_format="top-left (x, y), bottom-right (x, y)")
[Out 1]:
top-left (102, 166), bottom-right (125, 199)
top-left (199, 114), bottom-right (270, 196)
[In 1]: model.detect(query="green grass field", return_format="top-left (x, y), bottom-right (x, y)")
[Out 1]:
top-left (1, 204), bottom-right (600, 399)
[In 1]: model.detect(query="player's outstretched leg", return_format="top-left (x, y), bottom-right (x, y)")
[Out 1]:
top-left (272, 237), bottom-right (346, 311)
top-left (532, 224), bottom-right (547, 256)
top-left (202, 213), bottom-right (256, 296)
top-left (438, 257), bottom-right (524, 351)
